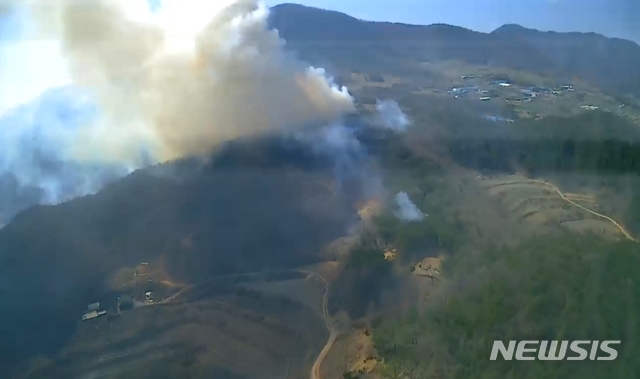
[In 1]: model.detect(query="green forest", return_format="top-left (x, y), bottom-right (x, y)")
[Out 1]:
top-left (374, 235), bottom-right (640, 379)
top-left (442, 110), bottom-right (640, 173)
top-left (428, 108), bottom-right (640, 234)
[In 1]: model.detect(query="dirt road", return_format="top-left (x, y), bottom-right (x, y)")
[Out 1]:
top-left (298, 270), bottom-right (330, 328)
top-left (310, 331), bottom-right (337, 379)
top-left (150, 268), bottom-right (335, 379)
top-left (530, 179), bottom-right (637, 242)
top-left (298, 270), bottom-right (335, 379)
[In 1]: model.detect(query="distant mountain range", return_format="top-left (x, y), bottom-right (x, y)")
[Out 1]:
top-left (269, 3), bottom-right (640, 97)
top-left (0, 3), bottom-right (639, 375)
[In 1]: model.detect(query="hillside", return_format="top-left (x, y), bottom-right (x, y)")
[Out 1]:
top-left (2, 3), bottom-right (640, 378)
top-left (0, 135), bottom-right (363, 373)
top-left (374, 236), bottom-right (640, 378)
top-left (270, 3), bottom-right (640, 97)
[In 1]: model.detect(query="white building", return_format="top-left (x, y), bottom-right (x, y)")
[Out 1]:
top-left (82, 310), bottom-right (107, 321)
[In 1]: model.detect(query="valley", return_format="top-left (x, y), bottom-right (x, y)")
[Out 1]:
top-left (2, 2), bottom-right (640, 379)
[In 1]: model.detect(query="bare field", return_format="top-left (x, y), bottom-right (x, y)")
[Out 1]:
top-left (486, 181), bottom-right (552, 199)
top-left (477, 175), bottom-right (624, 239)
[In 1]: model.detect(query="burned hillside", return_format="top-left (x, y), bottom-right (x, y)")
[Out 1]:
top-left (0, 132), bottom-right (377, 371)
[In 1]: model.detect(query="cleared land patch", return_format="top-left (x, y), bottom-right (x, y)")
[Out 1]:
top-left (478, 175), bottom-right (625, 239)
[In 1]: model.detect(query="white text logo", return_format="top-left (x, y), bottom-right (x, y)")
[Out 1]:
top-left (490, 340), bottom-right (621, 361)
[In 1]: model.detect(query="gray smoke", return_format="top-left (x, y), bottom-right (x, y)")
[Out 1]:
top-left (0, 87), bottom-right (135, 221)
top-left (295, 122), bottom-right (383, 201)
top-left (394, 192), bottom-right (425, 221)
top-left (10, 0), bottom-right (355, 164)
top-left (375, 100), bottom-right (410, 131)
top-left (0, 0), bottom-right (358, 220)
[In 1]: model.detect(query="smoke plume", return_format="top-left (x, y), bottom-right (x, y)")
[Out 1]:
top-left (394, 192), bottom-right (425, 221)
top-left (14, 0), bottom-right (355, 165)
top-left (299, 123), bottom-right (383, 201)
top-left (376, 100), bottom-right (410, 131)
top-left (0, 0), bottom-right (360, 218)
top-left (0, 87), bottom-right (135, 220)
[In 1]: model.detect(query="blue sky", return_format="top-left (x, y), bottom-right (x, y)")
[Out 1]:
top-left (267, 0), bottom-right (640, 43)
top-left (2, 0), bottom-right (637, 42)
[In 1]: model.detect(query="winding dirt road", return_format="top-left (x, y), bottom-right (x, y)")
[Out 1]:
top-left (298, 270), bottom-right (335, 379)
top-left (160, 268), bottom-right (335, 379)
top-left (310, 332), bottom-right (337, 379)
top-left (530, 179), bottom-right (637, 242)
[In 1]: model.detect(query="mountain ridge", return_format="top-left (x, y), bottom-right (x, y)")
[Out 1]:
top-left (272, 3), bottom-right (640, 46)
top-left (0, 135), bottom-right (364, 372)
top-left (270, 3), bottom-right (640, 97)
top-left (1, 3), bottom-right (640, 376)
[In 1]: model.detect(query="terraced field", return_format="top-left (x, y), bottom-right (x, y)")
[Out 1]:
top-left (478, 175), bottom-right (629, 240)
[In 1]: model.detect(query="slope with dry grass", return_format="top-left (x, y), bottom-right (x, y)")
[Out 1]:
top-left (22, 274), bottom-right (329, 379)
top-left (0, 137), bottom-right (365, 375)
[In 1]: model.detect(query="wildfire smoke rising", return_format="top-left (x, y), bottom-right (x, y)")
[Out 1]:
top-left (16, 0), bottom-right (355, 164)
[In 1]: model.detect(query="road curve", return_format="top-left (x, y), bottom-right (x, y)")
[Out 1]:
top-left (530, 179), bottom-right (637, 242)
top-left (154, 268), bottom-right (335, 379)
top-left (298, 270), bottom-right (334, 379)
top-left (310, 332), bottom-right (337, 379)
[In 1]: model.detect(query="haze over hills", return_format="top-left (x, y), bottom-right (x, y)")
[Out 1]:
top-left (1, 2), bottom-right (640, 378)
top-left (0, 135), bottom-right (372, 373)
top-left (0, 87), bottom-right (135, 223)
top-left (270, 3), bottom-right (640, 97)
top-left (1, 2), bottom-right (639, 223)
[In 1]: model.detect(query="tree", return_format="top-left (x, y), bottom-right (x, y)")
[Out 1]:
top-left (373, 235), bottom-right (640, 379)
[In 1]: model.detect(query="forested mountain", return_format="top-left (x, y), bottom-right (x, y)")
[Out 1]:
top-left (375, 236), bottom-right (640, 378)
top-left (270, 3), bottom-right (640, 97)
top-left (0, 136), bottom-right (360, 370)
top-left (443, 109), bottom-right (640, 174)
top-left (2, 3), bottom-right (640, 378)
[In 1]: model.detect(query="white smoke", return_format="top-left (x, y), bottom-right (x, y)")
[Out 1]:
top-left (394, 192), bottom-right (425, 221)
top-left (8, 0), bottom-right (354, 165)
top-left (295, 122), bottom-right (382, 200)
top-left (375, 100), bottom-right (410, 131)
top-left (0, 0), bottom-right (358, 218)
top-left (0, 87), bottom-right (134, 219)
